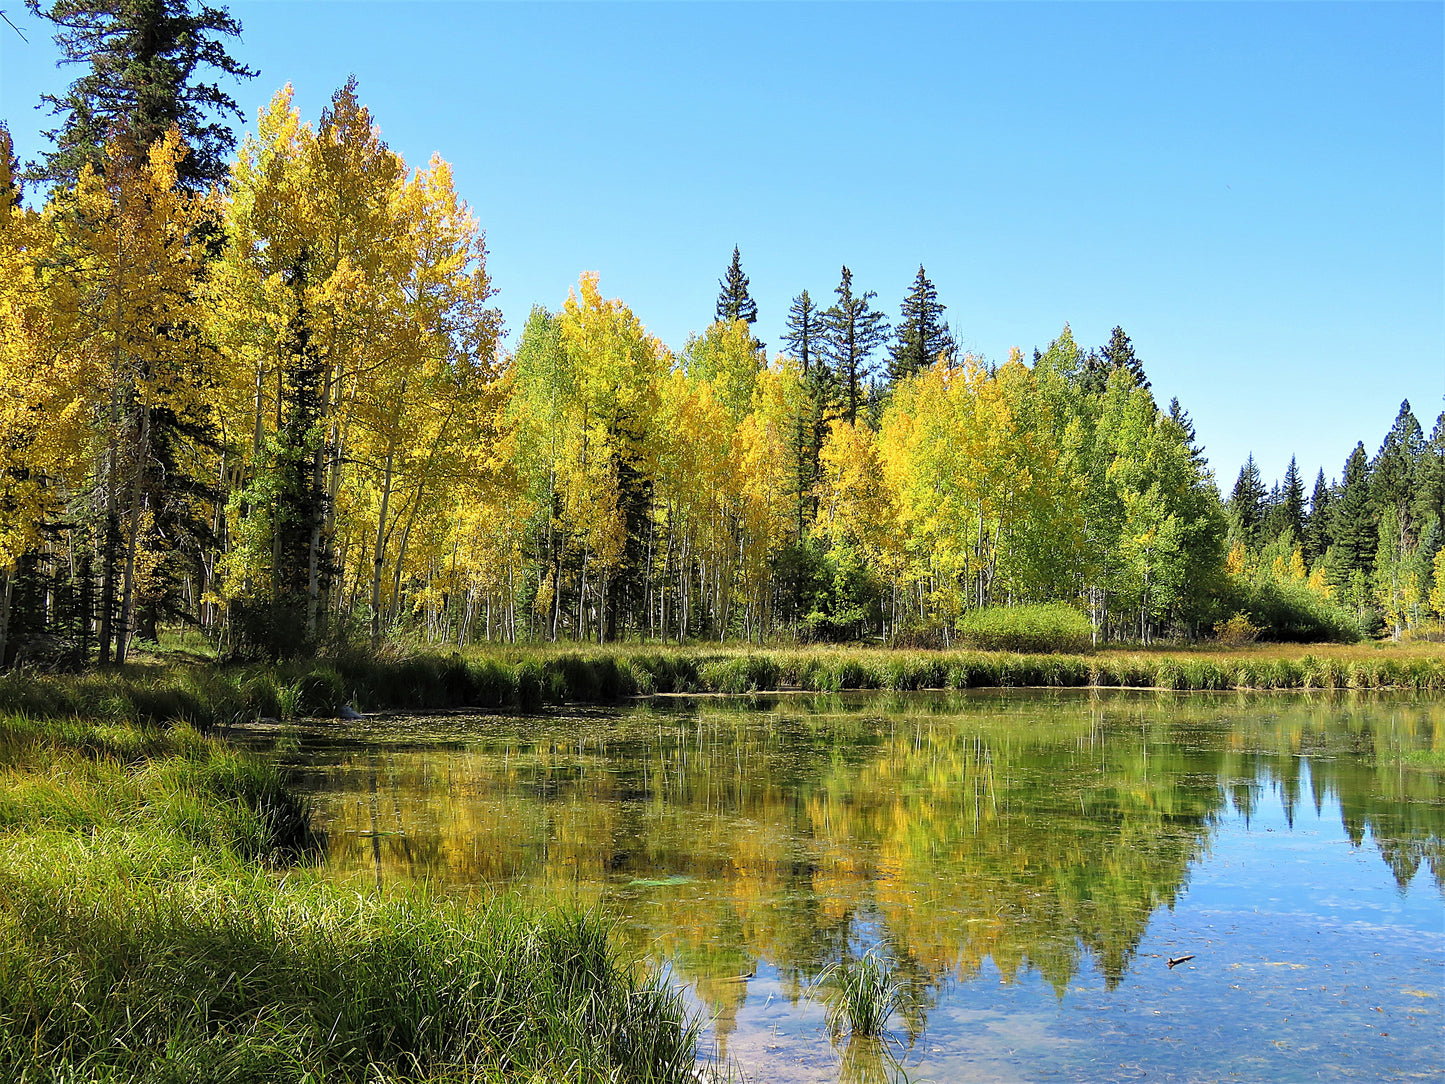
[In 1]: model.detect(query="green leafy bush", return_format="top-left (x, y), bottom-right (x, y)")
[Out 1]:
top-left (1227, 578), bottom-right (1360, 643)
top-left (957, 603), bottom-right (1093, 654)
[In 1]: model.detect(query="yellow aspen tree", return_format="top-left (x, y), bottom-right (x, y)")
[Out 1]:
top-left (60, 129), bottom-right (219, 661)
top-left (0, 128), bottom-right (101, 662)
top-left (735, 361), bottom-right (801, 638)
top-left (555, 273), bottom-right (667, 641)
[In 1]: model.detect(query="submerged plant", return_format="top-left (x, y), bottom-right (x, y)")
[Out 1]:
top-left (817, 949), bottom-right (904, 1039)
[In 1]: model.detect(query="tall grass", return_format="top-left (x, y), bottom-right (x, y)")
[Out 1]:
top-left (816, 950), bottom-right (904, 1039)
top-left (0, 715), bottom-right (706, 1083)
top-left (0, 850), bottom-right (701, 1083)
top-left (1, 643), bottom-right (1442, 731)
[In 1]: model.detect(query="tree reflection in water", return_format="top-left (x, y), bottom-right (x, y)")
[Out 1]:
top-left (294, 690), bottom-right (1445, 1049)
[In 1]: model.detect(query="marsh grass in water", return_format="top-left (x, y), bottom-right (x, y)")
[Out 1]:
top-left (816, 950), bottom-right (905, 1040)
top-left (0, 714), bottom-right (706, 1083)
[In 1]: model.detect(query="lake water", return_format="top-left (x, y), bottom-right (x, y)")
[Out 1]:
top-left (281, 690), bottom-right (1444, 1082)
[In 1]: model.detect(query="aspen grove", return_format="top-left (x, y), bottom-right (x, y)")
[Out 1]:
top-left (1, 82), bottom-right (1436, 663)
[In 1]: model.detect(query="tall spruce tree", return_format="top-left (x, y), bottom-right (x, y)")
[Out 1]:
top-left (886, 264), bottom-right (955, 382)
top-left (1305, 469), bottom-right (1332, 565)
top-left (1228, 454), bottom-right (1267, 548)
top-left (714, 245), bottom-right (762, 351)
top-left (1412, 411), bottom-right (1445, 537)
top-left (1281, 456), bottom-right (1305, 541)
top-left (229, 251), bottom-right (331, 657)
top-left (27, 0), bottom-right (255, 190)
top-left (24, 0), bottom-right (251, 664)
top-left (1167, 397), bottom-right (1205, 466)
top-left (1081, 325), bottom-right (1149, 395)
top-left (782, 289), bottom-right (829, 534)
top-left (1371, 400), bottom-right (1423, 529)
top-left (821, 266), bottom-right (889, 425)
top-left (1326, 442), bottom-right (1376, 585)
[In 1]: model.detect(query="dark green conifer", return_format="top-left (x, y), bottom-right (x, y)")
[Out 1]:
top-left (1370, 400), bottom-right (1422, 525)
top-left (1412, 411), bottom-right (1445, 536)
top-left (821, 266), bottom-right (889, 426)
top-left (1304, 469), bottom-right (1332, 565)
top-left (886, 264), bottom-right (955, 382)
top-left (27, 0), bottom-right (256, 190)
top-left (714, 245), bottom-right (761, 350)
top-left (1228, 455), bottom-right (1267, 548)
top-left (1167, 398), bottom-right (1205, 466)
top-left (1326, 443), bottom-right (1376, 579)
top-left (1281, 456), bottom-right (1305, 541)
top-left (782, 290), bottom-right (830, 535)
top-left (1081, 325), bottom-right (1149, 395)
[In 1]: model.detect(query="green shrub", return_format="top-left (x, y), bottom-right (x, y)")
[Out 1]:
top-left (1227, 578), bottom-right (1361, 643)
top-left (957, 603), bottom-right (1093, 654)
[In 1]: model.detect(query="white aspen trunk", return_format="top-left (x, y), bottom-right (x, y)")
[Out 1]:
top-left (369, 440), bottom-right (397, 647)
top-left (0, 569), bottom-right (12, 667)
top-left (115, 377), bottom-right (155, 665)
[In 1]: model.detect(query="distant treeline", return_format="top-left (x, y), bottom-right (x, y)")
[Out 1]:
top-left (1224, 401), bottom-right (1445, 642)
top-left (1, 1), bottom-right (1436, 665)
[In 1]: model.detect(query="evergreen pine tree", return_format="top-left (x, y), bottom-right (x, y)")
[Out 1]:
top-left (230, 251), bottom-right (332, 657)
top-left (1081, 325), bottom-right (1149, 395)
top-left (1228, 455), bottom-right (1267, 548)
top-left (886, 264), bottom-right (955, 382)
top-left (1167, 398), bottom-right (1206, 467)
top-left (782, 290), bottom-right (829, 534)
top-left (27, 0), bottom-right (256, 190)
top-left (1326, 442), bottom-right (1376, 582)
top-left (1262, 481), bottom-right (1284, 540)
top-left (1412, 410), bottom-right (1445, 538)
top-left (714, 245), bottom-right (762, 350)
top-left (1304, 469), bottom-right (1332, 565)
top-left (821, 266), bottom-right (889, 426)
top-left (1281, 456), bottom-right (1305, 541)
top-left (1371, 400), bottom-right (1423, 527)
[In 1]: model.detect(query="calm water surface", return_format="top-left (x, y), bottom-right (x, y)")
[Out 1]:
top-left (280, 690), bottom-right (1444, 1082)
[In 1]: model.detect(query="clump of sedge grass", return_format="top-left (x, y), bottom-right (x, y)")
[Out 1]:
top-left (816, 949), bottom-right (904, 1039)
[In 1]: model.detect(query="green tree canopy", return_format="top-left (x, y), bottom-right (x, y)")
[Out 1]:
top-left (27, 0), bottom-right (256, 190)
top-left (822, 265), bottom-right (889, 425)
top-left (887, 264), bottom-right (955, 382)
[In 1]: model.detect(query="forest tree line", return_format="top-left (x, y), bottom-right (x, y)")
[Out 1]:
top-left (0, 0), bottom-right (1439, 664)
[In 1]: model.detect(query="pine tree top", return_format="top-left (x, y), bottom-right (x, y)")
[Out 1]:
top-left (27, 0), bottom-right (256, 192)
top-left (887, 264), bottom-right (955, 383)
top-left (1081, 325), bottom-right (1149, 395)
top-left (782, 289), bottom-right (823, 372)
top-left (822, 266), bottom-right (890, 424)
top-left (715, 245), bottom-right (759, 326)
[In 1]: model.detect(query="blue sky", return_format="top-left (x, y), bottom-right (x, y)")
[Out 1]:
top-left (3, 1), bottom-right (1441, 493)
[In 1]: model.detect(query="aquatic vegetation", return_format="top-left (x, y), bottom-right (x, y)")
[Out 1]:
top-left (817, 949), bottom-right (905, 1039)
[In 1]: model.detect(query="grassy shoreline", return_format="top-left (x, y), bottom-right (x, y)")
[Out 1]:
top-left (0, 713), bottom-right (703, 1083)
top-left (2, 642), bottom-right (1443, 728)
